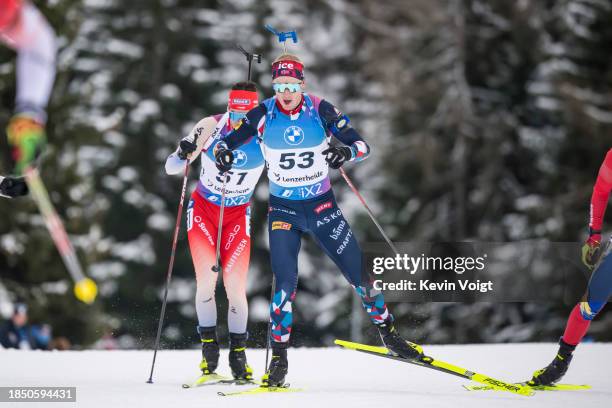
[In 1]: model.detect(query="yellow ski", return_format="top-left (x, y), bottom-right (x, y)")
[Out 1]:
top-left (464, 383), bottom-right (590, 392)
top-left (217, 384), bottom-right (302, 397)
top-left (182, 373), bottom-right (230, 388)
top-left (335, 339), bottom-right (534, 397)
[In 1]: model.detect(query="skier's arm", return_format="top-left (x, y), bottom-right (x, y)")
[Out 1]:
top-left (589, 149), bottom-right (612, 235)
top-left (223, 104), bottom-right (266, 150)
top-left (319, 99), bottom-right (370, 162)
top-left (1, 4), bottom-right (57, 123)
top-left (165, 116), bottom-right (217, 175)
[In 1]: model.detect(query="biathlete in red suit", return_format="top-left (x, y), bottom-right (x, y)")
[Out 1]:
top-left (165, 82), bottom-right (264, 380)
top-left (530, 148), bottom-right (612, 386)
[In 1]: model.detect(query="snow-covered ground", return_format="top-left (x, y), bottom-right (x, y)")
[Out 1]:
top-left (1, 343), bottom-right (611, 408)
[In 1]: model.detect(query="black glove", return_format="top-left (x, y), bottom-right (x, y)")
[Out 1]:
top-left (177, 139), bottom-right (197, 160)
top-left (322, 146), bottom-right (353, 169)
top-left (0, 176), bottom-right (29, 198)
top-left (214, 148), bottom-right (234, 172)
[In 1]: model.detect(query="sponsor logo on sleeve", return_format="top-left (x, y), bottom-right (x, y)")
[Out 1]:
top-left (271, 221), bottom-right (292, 231)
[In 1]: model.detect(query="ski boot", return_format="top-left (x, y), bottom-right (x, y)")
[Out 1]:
top-left (262, 343), bottom-right (288, 387)
top-left (228, 332), bottom-right (253, 381)
top-left (0, 176), bottom-right (28, 198)
top-left (528, 338), bottom-right (576, 386)
top-left (377, 319), bottom-right (423, 360)
top-left (197, 326), bottom-right (219, 375)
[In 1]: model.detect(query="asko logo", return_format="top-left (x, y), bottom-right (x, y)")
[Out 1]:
top-left (314, 201), bottom-right (333, 214)
top-left (278, 62), bottom-right (295, 69)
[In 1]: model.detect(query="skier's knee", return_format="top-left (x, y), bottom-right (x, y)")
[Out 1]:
top-left (355, 284), bottom-right (382, 299)
top-left (196, 282), bottom-right (216, 302)
top-left (224, 284), bottom-right (247, 309)
top-left (579, 301), bottom-right (605, 320)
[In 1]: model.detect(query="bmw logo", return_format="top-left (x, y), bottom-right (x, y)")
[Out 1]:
top-left (284, 126), bottom-right (305, 146)
top-left (233, 150), bottom-right (248, 168)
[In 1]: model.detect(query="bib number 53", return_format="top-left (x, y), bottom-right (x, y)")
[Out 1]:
top-left (279, 152), bottom-right (315, 170)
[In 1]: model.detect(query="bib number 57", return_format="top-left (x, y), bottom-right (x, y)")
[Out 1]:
top-left (216, 171), bottom-right (247, 185)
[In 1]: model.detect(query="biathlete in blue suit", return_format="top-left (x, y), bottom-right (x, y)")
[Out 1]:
top-left (214, 52), bottom-right (423, 387)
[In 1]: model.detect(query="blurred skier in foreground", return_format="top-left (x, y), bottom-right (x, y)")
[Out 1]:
top-left (1, 2), bottom-right (97, 304)
top-left (1, 0), bottom-right (56, 175)
top-left (529, 148), bottom-right (612, 385)
top-left (165, 81), bottom-right (264, 381)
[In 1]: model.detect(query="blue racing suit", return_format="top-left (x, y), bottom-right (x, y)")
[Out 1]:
top-left (224, 94), bottom-right (390, 345)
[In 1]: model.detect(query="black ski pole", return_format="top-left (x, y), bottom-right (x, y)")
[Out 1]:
top-left (210, 45), bottom-right (263, 274)
top-left (211, 173), bottom-right (227, 273)
top-left (236, 44), bottom-right (262, 81)
top-left (339, 168), bottom-right (399, 256)
top-left (147, 130), bottom-right (201, 383)
top-left (147, 161), bottom-right (191, 384)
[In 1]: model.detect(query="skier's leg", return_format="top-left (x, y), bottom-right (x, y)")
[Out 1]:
top-left (220, 204), bottom-right (253, 379)
top-left (579, 240), bottom-right (612, 322)
top-left (220, 204), bottom-right (251, 334)
top-left (268, 221), bottom-right (302, 346)
top-left (305, 192), bottom-right (422, 359)
top-left (306, 196), bottom-right (391, 323)
top-left (264, 200), bottom-right (304, 386)
top-left (186, 194), bottom-right (220, 373)
top-left (530, 241), bottom-right (612, 385)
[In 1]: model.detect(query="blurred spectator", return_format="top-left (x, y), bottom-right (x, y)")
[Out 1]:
top-left (0, 303), bottom-right (51, 350)
top-left (50, 336), bottom-right (71, 351)
top-left (92, 331), bottom-right (118, 350)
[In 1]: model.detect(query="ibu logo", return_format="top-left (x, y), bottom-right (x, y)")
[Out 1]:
top-left (284, 126), bottom-right (304, 146)
top-left (233, 150), bottom-right (248, 168)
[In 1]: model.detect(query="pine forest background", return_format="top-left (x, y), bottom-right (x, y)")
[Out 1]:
top-left (1, 0), bottom-right (611, 349)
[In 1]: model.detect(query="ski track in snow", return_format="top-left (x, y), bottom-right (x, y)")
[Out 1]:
top-left (1, 343), bottom-right (611, 408)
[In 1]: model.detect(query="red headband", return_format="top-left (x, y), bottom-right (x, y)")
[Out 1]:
top-left (272, 60), bottom-right (304, 80)
top-left (228, 90), bottom-right (258, 112)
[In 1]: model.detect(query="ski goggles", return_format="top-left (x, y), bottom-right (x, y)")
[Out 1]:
top-left (229, 111), bottom-right (247, 122)
top-left (272, 83), bottom-right (302, 93)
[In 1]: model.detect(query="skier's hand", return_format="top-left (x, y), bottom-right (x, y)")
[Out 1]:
top-left (214, 146), bottom-right (234, 173)
top-left (581, 233), bottom-right (601, 270)
top-left (6, 114), bottom-right (47, 175)
top-left (178, 139), bottom-right (197, 160)
top-left (323, 146), bottom-right (353, 169)
top-left (0, 176), bottom-right (29, 198)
